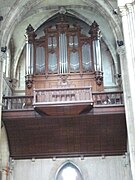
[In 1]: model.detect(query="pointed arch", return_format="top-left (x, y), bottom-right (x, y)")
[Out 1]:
top-left (55, 161), bottom-right (84, 180)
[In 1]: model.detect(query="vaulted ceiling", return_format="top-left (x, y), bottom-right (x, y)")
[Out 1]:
top-left (0, 0), bottom-right (122, 78)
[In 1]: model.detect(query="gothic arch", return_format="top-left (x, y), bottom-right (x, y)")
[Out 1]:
top-left (0, 1), bottom-right (123, 79)
top-left (55, 161), bottom-right (84, 180)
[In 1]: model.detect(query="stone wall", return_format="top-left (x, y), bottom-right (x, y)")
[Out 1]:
top-left (10, 156), bottom-right (132, 180)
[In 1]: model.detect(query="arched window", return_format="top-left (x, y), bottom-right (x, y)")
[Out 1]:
top-left (56, 162), bottom-right (83, 180)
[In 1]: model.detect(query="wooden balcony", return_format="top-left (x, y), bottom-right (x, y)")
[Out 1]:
top-left (33, 86), bottom-right (93, 115)
top-left (2, 88), bottom-right (124, 116)
top-left (2, 90), bottom-right (126, 159)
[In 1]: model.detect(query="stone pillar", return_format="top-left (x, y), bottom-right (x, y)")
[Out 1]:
top-left (0, 51), bottom-right (4, 180)
top-left (0, 17), bottom-right (3, 180)
top-left (0, 49), bottom-right (7, 180)
top-left (117, 44), bottom-right (135, 180)
top-left (119, 2), bottom-right (135, 122)
top-left (2, 171), bottom-right (7, 180)
top-left (8, 159), bottom-right (14, 180)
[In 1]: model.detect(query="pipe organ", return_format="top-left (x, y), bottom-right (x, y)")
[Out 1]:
top-left (2, 14), bottom-right (127, 161)
top-left (25, 14), bottom-right (103, 95)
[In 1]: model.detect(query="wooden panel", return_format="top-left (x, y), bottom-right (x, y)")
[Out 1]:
top-left (3, 112), bottom-right (127, 159)
top-left (34, 103), bottom-right (93, 116)
top-left (32, 73), bottom-right (102, 92)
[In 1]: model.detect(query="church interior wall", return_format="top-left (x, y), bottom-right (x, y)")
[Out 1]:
top-left (1, 0), bottom-right (135, 180)
top-left (10, 156), bottom-right (132, 180)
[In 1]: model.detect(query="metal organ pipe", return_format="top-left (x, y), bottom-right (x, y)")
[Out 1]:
top-left (25, 24), bottom-right (35, 76)
top-left (30, 44), bottom-right (34, 74)
top-left (90, 21), bottom-right (102, 72)
top-left (63, 33), bottom-right (65, 73)
top-left (94, 40), bottom-right (102, 71)
top-left (25, 36), bottom-right (31, 75)
top-left (93, 41), bottom-right (97, 71)
top-left (62, 33), bottom-right (64, 74)
top-left (65, 34), bottom-right (68, 73)
top-left (92, 38), bottom-right (102, 72)
top-left (59, 33), bottom-right (68, 74)
top-left (59, 34), bottom-right (63, 74)
top-left (26, 42), bottom-right (33, 75)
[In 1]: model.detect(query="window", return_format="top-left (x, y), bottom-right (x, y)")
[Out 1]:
top-left (56, 162), bottom-right (83, 180)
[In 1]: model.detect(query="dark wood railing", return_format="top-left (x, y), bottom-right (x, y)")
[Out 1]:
top-left (93, 91), bottom-right (124, 105)
top-left (2, 89), bottom-right (124, 110)
top-left (33, 87), bottom-right (93, 105)
top-left (2, 95), bottom-right (33, 110)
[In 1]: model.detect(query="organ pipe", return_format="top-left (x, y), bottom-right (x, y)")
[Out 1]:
top-left (59, 33), bottom-right (68, 74)
top-left (25, 24), bottom-right (35, 75)
top-left (25, 24), bottom-right (36, 89)
top-left (89, 21), bottom-right (103, 85)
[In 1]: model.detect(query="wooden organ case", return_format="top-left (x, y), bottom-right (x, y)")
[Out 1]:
top-left (25, 14), bottom-right (103, 92)
top-left (25, 14), bottom-right (103, 115)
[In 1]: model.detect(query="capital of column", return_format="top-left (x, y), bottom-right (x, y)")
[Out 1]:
top-left (117, 45), bottom-right (126, 55)
top-left (126, 3), bottom-right (134, 13)
top-left (119, 6), bottom-right (127, 16)
top-left (119, 1), bottom-right (135, 16)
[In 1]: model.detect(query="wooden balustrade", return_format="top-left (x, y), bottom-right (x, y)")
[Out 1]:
top-left (33, 86), bottom-right (93, 104)
top-left (2, 95), bottom-right (33, 110)
top-left (93, 91), bottom-right (124, 105)
top-left (2, 90), bottom-right (124, 110)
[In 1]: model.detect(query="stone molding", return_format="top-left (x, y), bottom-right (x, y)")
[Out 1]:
top-left (119, 2), bottom-right (135, 16)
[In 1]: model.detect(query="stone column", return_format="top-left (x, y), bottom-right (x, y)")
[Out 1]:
top-left (0, 49), bottom-right (7, 180)
top-left (0, 51), bottom-right (4, 180)
top-left (1, 171), bottom-right (7, 180)
top-left (0, 15), bottom-right (3, 180)
top-left (119, 2), bottom-right (135, 124)
top-left (8, 160), bottom-right (14, 180)
top-left (117, 44), bottom-right (135, 180)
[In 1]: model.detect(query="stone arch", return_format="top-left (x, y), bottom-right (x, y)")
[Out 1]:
top-left (0, 1), bottom-right (123, 78)
top-left (55, 161), bottom-right (84, 180)
top-left (15, 10), bottom-right (119, 83)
